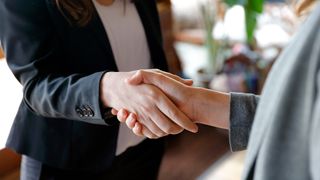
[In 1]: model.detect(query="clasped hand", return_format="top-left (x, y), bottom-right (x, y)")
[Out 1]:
top-left (100, 69), bottom-right (198, 139)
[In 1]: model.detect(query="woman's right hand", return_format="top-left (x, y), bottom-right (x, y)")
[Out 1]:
top-left (113, 70), bottom-right (231, 138)
top-left (100, 71), bottom-right (198, 139)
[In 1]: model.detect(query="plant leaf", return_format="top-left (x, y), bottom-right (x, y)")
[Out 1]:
top-left (225, 0), bottom-right (240, 7)
top-left (249, 0), bottom-right (264, 13)
top-left (245, 8), bottom-right (257, 43)
top-left (223, 0), bottom-right (264, 44)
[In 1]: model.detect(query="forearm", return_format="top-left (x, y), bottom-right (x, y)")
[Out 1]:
top-left (23, 71), bottom-right (110, 124)
top-left (189, 88), bottom-right (260, 151)
top-left (0, 0), bottom-right (113, 125)
top-left (190, 87), bottom-right (230, 129)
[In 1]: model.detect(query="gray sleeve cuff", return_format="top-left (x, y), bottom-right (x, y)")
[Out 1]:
top-left (229, 93), bottom-right (259, 152)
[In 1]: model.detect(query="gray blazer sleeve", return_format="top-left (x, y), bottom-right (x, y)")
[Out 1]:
top-left (310, 71), bottom-right (320, 180)
top-left (229, 93), bottom-right (260, 151)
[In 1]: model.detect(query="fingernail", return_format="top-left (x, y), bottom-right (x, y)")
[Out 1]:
top-left (192, 125), bottom-right (199, 133)
top-left (120, 112), bottom-right (126, 120)
top-left (128, 113), bottom-right (134, 119)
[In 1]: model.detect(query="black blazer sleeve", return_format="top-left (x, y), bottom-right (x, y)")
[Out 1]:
top-left (0, 0), bottom-right (109, 125)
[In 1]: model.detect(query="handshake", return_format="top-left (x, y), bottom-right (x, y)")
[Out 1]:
top-left (100, 69), bottom-right (230, 139)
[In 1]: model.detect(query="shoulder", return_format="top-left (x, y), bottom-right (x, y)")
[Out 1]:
top-left (0, 0), bottom-right (52, 16)
top-left (0, 0), bottom-right (48, 9)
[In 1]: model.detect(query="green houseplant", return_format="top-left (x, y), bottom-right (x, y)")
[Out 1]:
top-left (199, 0), bottom-right (264, 76)
top-left (200, 1), bottom-right (219, 74)
top-left (224, 0), bottom-right (264, 44)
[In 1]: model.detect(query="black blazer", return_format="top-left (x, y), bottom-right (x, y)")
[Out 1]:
top-left (0, 0), bottom-right (167, 172)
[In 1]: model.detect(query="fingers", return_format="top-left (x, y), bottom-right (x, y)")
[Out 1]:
top-left (157, 95), bottom-right (198, 133)
top-left (125, 113), bottom-right (137, 129)
top-left (128, 70), bottom-right (187, 104)
top-left (111, 109), bottom-right (118, 116)
top-left (136, 115), bottom-right (168, 138)
top-left (141, 126), bottom-right (160, 139)
top-left (127, 70), bottom-right (193, 87)
top-left (129, 120), bottom-right (159, 139)
top-left (149, 107), bottom-right (183, 135)
top-left (132, 122), bottom-right (143, 136)
top-left (124, 114), bottom-right (157, 139)
top-left (116, 108), bottom-right (170, 137)
top-left (117, 109), bottom-right (128, 123)
top-left (122, 112), bottom-right (183, 138)
top-left (152, 69), bottom-right (193, 86)
top-left (126, 70), bottom-right (144, 85)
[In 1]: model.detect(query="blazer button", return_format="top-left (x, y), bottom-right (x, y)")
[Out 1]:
top-left (88, 111), bottom-right (94, 117)
top-left (83, 105), bottom-right (95, 117)
top-left (76, 107), bottom-right (84, 117)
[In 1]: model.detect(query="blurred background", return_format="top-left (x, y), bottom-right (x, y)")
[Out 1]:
top-left (0, 0), bottom-right (306, 179)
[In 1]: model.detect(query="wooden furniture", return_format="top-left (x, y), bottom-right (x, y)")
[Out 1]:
top-left (0, 48), bottom-right (4, 59)
top-left (158, 126), bottom-right (229, 180)
top-left (157, 0), bottom-right (182, 74)
top-left (0, 148), bottom-right (21, 180)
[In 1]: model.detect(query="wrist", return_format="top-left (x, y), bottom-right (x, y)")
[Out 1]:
top-left (193, 88), bottom-right (230, 129)
top-left (100, 72), bottom-right (116, 108)
top-left (176, 86), bottom-right (203, 122)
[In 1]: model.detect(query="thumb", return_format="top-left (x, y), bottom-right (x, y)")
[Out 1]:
top-left (126, 71), bottom-right (144, 85)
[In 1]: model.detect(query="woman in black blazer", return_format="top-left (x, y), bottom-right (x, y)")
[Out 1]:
top-left (0, 0), bottom-right (197, 179)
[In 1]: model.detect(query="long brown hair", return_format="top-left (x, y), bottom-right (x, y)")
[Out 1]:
top-left (55, 0), bottom-right (94, 26)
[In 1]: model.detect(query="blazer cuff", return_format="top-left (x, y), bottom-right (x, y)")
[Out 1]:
top-left (75, 71), bottom-right (117, 126)
top-left (229, 93), bottom-right (259, 151)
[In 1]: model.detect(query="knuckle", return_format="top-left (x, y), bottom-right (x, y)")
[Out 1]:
top-left (146, 90), bottom-right (159, 101)
top-left (136, 69), bottom-right (144, 75)
top-left (157, 74), bottom-right (165, 82)
top-left (135, 70), bottom-right (145, 79)
top-left (169, 109), bottom-right (180, 119)
top-left (149, 90), bottom-right (157, 98)
top-left (167, 126), bottom-right (179, 134)
top-left (133, 130), bottom-right (140, 136)
top-left (117, 114), bottom-right (125, 122)
top-left (162, 124), bottom-right (174, 134)
top-left (150, 135), bottom-right (159, 139)
top-left (147, 134), bottom-right (156, 139)
top-left (154, 130), bottom-right (165, 137)
top-left (174, 75), bottom-right (181, 80)
top-left (172, 127), bottom-right (184, 135)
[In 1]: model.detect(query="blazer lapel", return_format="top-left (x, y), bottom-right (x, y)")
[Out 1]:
top-left (134, 0), bottom-right (168, 71)
top-left (87, 9), bottom-right (118, 71)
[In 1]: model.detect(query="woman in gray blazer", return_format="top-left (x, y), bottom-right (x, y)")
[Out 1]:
top-left (115, 0), bottom-right (320, 179)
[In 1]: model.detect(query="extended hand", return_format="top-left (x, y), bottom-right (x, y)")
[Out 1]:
top-left (113, 69), bottom-right (230, 138)
top-left (111, 69), bottom-right (199, 137)
top-left (100, 70), bottom-right (198, 139)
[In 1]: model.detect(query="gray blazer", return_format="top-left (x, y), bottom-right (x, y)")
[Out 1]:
top-left (229, 4), bottom-right (320, 180)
